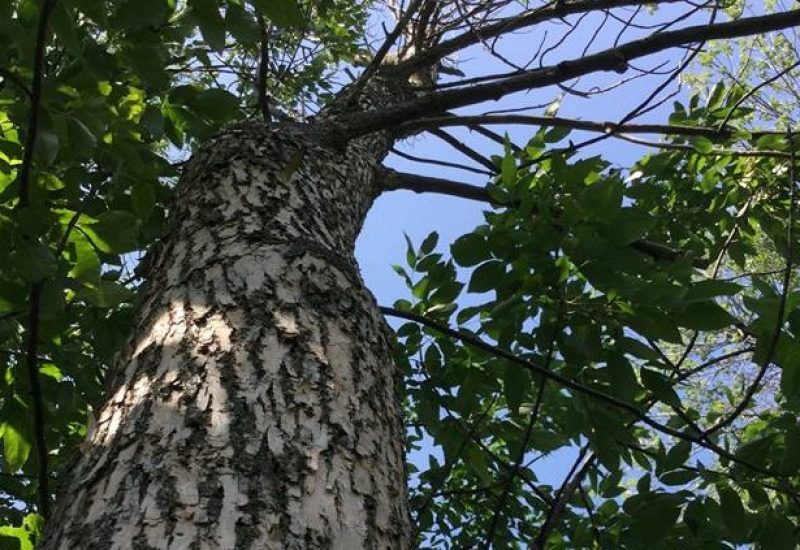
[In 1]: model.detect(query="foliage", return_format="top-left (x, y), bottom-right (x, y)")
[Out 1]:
top-left (395, 88), bottom-right (800, 548)
top-left (686, 0), bottom-right (800, 128)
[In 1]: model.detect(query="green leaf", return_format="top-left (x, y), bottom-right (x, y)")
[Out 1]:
top-left (191, 88), bottom-right (240, 121)
top-left (468, 261), bottom-right (504, 293)
top-left (627, 308), bottom-right (683, 344)
top-left (68, 232), bottom-right (101, 283)
top-left (12, 242), bottom-right (57, 282)
top-left (39, 363), bottom-right (63, 381)
top-left (67, 117), bottom-right (97, 158)
top-left (0, 399), bottom-right (32, 472)
top-left (623, 493), bottom-right (684, 546)
top-left (501, 154), bottom-right (516, 186)
top-left (226, 3), bottom-right (260, 44)
top-left (140, 106), bottom-right (165, 140)
top-left (251, 0), bottom-right (304, 27)
top-left (779, 422), bottom-right (800, 475)
top-left (774, 336), bottom-right (800, 404)
top-left (607, 208), bottom-right (655, 245)
top-left (755, 514), bottom-right (796, 550)
top-left (665, 441), bottom-right (692, 471)
top-left (79, 281), bottom-right (136, 308)
top-left (579, 178), bottom-right (622, 218)
top-left (543, 126), bottom-right (571, 143)
top-left (131, 180), bottom-right (156, 219)
top-left (718, 487), bottom-right (748, 542)
top-left (114, 0), bottom-right (171, 29)
top-left (34, 127), bottom-right (59, 166)
top-left (659, 470), bottom-right (697, 486)
top-left (684, 280), bottom-right (743, 302)
top-left (503, 364), bottom-right (530, 414)
top-left (420, 231), bottom-right (439, 255)
top-left (781, 356), bottom-right (800, 405)
top-left (125, 44), bottom-right (170, 90)
top-left (451, 233), bottom-right (489, 267)
top-left (0, 524), bottom-right (33, 550)
top-left (411, 277), bottom-right (429, 299)
top-left (688, 136), bottom-right (714, 154)
top-left (735, 435), bottom-right (776, 470)
top-left (755, 133), bottom-right (787, 151)
top-left (50, 4), bottom-right (82, 56)
top-left (616, 337), bottom-right (662, 362)
top-left (392, 264), bottom-right (413, 288)
top-left (707, 81), bottom-right (725, 110)
top-left (640, 368), bottom-right (681, 407)
top-left (675, 302), bottom-right (738, 331)
top-left (606, 354), bottom-right (640, 400)
top-left (82, 211), bottom-right (141, 254)
top-left (404, 233), bottom-right (416, 268)
top-left (189, 0), bottom-right (226, 52)
top-left (38, 280), bottom-right (66, 321)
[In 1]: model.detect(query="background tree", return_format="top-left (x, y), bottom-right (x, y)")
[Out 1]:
top-left (1, 0), bottom-right (800, 548)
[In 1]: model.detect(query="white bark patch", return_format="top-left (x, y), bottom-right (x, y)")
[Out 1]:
top-left (273, 310), bottom-right (299, 339)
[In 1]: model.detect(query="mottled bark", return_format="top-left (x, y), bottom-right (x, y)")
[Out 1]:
top-left (42, 82), bottom-right (413, 547)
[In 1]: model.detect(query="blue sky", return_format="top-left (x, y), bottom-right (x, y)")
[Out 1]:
top-left (351, 2), bottom-right (733, 505)
top-left (357, 2), bottom-right (713, 311)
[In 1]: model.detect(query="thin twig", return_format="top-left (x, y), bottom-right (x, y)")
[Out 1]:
top-left (482, 300), bottom-right (562, 547)
top-left (380, 307), bottom-right (782, 477)
top-left (703, 130), bottom-right (796, 437)
top-left (17, 0), bottom-right (57, 521)
top-left (338, 9), bottom-right (800, 138)
top-left (717, 59), bottom-right (800, 132)
top-left (347, 0), bottom-right (425, 105)
top-left (257, 16), bottom-right (271, 123)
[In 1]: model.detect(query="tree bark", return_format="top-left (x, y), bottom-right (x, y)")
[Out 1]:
top-left (41, 100), bottom-right (412, 547)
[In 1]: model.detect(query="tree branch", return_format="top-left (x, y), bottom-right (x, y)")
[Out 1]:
top-left (532, 446), bottom-right (595, 550)
top-left (379, 306), bottom-right (781, 477)
top-left (403, 113), bottom-right (792, 142)
top-left (428, 128), bottom-right (497, 172)
top-left (335, 9), bottom-right (800, 138)
top-left (256, 16), bottom-right (271, 123)
top-left (703, 129), bottom-right (796, 437)
top-left (403, 0), bottom-right (685, 71)
top-left (483, 300), bottom-right (562, 547)
top-left (379, 168), bottom-right (710, 268)
top-left (346, 0), bottom-right (425, 104)
top-left (17, 0), bottom-right (57, 521)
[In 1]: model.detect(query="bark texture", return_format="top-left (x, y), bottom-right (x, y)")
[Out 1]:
top-left (42, 79), bottom-right (413, 548)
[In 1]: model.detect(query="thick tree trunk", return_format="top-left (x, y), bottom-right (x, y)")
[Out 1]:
top-left (41, 109), bottom-right (412, 548)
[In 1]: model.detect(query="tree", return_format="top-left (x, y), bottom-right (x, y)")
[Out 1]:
top-left (1, 0), bottom-right (800, 547)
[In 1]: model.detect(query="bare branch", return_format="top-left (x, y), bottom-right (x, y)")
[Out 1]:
top-left (347, 0), bottom-right (425, 104)
top-left (334, 9), bottom-right (800, 138)
top-left (428, 128), bottom-right (497, 172)
top-left (403, 0), bottom-right (685, 70)
top-left (402, 114), bottom-right (730, 138)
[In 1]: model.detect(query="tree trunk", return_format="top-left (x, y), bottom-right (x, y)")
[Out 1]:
top-left (41, 101), bottom-right (412, 547)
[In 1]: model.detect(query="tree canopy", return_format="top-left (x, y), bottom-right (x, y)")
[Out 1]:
top-left (2, 0), bottom-right (800, 547)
